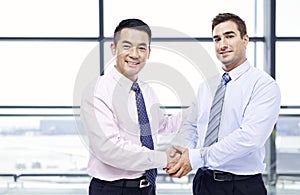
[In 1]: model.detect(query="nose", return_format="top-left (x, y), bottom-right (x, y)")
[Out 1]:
top-left (219, 38), bottom-right (228, 50)
top-left (129, 47), bottom-right (138, 58)
top-left (221, 37), bottom-right (229, 45)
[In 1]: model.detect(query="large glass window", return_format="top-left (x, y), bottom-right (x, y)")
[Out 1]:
top-left (3, 0), bottom-right (300, 194)
top-left (104, 41), bottom-right (258, 109)
top-left (275, 0), bottom-right (300, 191)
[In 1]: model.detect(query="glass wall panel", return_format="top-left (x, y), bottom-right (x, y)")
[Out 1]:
top-left (0, 42), bottom-right (99, 106)
top-left (104, 0), bottom-right (257, 37)
top-left (0, 0), bottom-right (99, 37)
top-left (256, 0), bottom-right (264, 37)
top-left (0, 116), bottom-right (88, 173)
top-left (276, 0), bottom-right (300, 37)
top-left (276, 115), bottom-right (300, 174)
top-left (255, 42), bottom-right (265, 71)
top-left (276, 42), bottom-right (300, 106)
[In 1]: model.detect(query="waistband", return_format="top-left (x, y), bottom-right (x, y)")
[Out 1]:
top-left (92, 176), bottom-right (150, 188)
top-left (202, 169), bottom-right (260, 181)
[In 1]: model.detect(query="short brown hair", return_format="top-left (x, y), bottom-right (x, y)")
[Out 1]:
top-left (212, 13), bottom-right (247, 38)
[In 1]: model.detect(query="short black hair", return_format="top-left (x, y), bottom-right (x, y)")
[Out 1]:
top-left (113, 18), bottom-right (152, 45)
top-left (212, 13), bottom-right (247, 38)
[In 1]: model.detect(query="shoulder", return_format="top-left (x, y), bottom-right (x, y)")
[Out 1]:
top-left (138, 81), bottom-right (161, 105)
top-left (139, 81), bottom-right (156, 95)
top-left (247, 67), bottom-right (280, 94)
top-left (242, 66), bottom-right (275, 84)
top-left (82, 71), bottom-right (115, 100)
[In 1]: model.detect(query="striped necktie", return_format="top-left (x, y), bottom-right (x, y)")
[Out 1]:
top-left (131, 82), bottom-right (157, 187)
top-left (204, 73), bottom-right (231, 147)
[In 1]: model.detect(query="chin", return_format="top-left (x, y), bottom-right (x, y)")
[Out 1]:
top-left (124, 68), bottom-right (139, 76)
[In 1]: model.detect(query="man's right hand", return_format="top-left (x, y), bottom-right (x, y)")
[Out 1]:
top-left (164, 146), bottom-right (182, 171)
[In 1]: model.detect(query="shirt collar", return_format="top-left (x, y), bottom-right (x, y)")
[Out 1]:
top-left (225, 60), bottom-right (251, 82)
top-left (110, 66), bottom-right (141, 93)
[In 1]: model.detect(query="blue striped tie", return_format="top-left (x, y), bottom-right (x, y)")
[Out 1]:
top-left (204, 73), bottom-right (231, 147)
top-left (131, 82), bottom-right (157, 187)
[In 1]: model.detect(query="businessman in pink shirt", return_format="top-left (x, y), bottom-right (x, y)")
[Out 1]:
top-left (80, 18), bottom-right (183, 195)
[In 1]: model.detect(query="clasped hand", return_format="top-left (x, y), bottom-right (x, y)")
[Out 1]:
top-left (164, 145), bottom-right (192, 178)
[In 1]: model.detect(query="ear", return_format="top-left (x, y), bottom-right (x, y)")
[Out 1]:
top-left (110, 43), bottom-right (116, 55)
top-left (243, 34), bottom-right (249, 47)
top-left (147, 47), bottom-right (151, 59)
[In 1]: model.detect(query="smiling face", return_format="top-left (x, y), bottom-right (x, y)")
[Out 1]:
top-left (213, 20), bottom-right (249, 72)
top-left (111, 28), bottom-right (151, 82)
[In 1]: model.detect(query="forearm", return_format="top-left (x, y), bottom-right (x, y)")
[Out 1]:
top-left (88, 130), bottom-right (167, 171)
top-left (171, 103), bottom-right (198, 148)
top-left (81, 95), bottom-right (167, 171)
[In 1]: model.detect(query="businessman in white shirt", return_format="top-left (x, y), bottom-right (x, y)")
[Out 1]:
top-left (165, 13), bottom-right (281, 195)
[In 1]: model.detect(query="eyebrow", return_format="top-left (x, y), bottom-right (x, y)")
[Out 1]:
top-left (121, 40), bottom-right (148, 47)
top-left (213, 31), bottom-right (236, 39)
top-left (121, 40), bottom-right (133, 45)
top-left (224, 31), bottom-right (236, 35)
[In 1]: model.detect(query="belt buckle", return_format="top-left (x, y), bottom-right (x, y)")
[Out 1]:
top-left (213, 171), bottom-right (227, 181)
top-left (139, 179), bottom-right (150, 188)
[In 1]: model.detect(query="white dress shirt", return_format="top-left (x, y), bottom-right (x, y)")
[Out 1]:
top-left (80, 67), bottom-right (183, 181)
top-left (176, 60), bottom-right (281, 175)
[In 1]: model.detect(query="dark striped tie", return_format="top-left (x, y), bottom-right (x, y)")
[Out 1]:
top-left (204, 73), bottom-right (231, 147)
top-left (131, 82), bottom-right (157, 187)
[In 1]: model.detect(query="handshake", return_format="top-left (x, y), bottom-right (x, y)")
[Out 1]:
top-left (163, 145), bottom-right (192, 178)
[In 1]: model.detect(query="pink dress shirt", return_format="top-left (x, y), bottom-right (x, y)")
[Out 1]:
top-left (80, 67), bottom-right (183, 181)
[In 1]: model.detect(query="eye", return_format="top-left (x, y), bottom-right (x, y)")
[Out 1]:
top-left (214, 37), bottom-right (221, 42)
top-left (122, 44), bottom-right (130, 49)
top-left (138, 46), bottom-right (147, 51)
top-left (226, 34), bottom-right (235, 39)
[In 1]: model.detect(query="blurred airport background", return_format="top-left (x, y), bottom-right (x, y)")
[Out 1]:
top-left (1, 0), bottom-right (300, 194)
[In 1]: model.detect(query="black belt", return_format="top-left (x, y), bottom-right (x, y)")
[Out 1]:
top-left (204, 169), bottom-right (259, 181)
top-left (92, 176), bottom-right (150, 188)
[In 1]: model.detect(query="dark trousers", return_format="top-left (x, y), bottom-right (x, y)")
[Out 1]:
top-left (89, 177), bottom-right (156, 195)
top-left (193, 169), bottom-right (267, 195)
